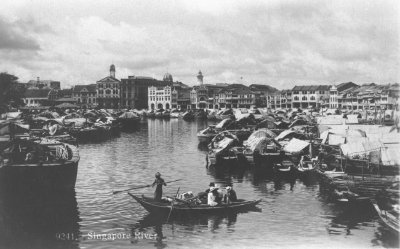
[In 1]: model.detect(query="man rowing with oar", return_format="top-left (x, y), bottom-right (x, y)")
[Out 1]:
top-left (152, 172), bottom-right (166, 201)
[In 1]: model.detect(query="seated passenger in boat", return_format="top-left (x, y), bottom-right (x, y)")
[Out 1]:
top-left (207, 187), bottom-right (221, 206)
top-left (224, 184), bottom-right (238, 204)
top-left (198, 182), bottom-right (215, 203)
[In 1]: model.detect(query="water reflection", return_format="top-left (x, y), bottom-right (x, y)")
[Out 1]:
top-left (0, 189), bottom-right (80, 249)
top-left (129, 208), bottom-right (262, 249)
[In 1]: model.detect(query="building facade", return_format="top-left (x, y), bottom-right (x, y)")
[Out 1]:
top-left (148, 85), bottom-right (177, 110)
top-left (291, 85), bottom-right (331, 109)
top-left (96, 65), bottom-right (120, 109)
top-left (23, 89), bottom-right (52, 107)
top-left (121, 72), bottom-right (176, 109)
top-left (72, 84), bottom-right (97, 108)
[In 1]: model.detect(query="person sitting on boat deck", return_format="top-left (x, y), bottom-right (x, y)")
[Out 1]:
top-left (152, 172), bottom-right (166, 201)
top-left (198, 182), bottom-right (215, 203)
top-left (207, 187), bottom-right (221, 206)
top-left (224, 184), bottom-right (238, 204)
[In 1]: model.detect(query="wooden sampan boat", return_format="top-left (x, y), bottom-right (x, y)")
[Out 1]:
top-left (373, 203), bottom-right (400, 235)
top-left (129, 193), bottom-right (261, 215)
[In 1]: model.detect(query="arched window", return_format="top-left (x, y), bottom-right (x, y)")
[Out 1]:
top-left (105, 89), bottom-right (111, 94)
top-left (310, 96), bottom-right (315, 101)
top-left (302, 96), bottom-right (307, 101)
top-left (294, 96), bottom-right (299, 101)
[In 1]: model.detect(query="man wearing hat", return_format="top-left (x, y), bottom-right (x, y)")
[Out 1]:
top-left (225, 184), bottom-right (238, 204)
top-left (197, 182), bottom-right (215, 204)
top-left (152, 172), bottom-right (166, 201)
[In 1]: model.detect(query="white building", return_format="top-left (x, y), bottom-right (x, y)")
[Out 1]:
top-left (329, 85), bottom-right (339, 109)
top-left (148, 85), bottom-right (177, 110)
top-left (23, 89), bottom-right (52, 107)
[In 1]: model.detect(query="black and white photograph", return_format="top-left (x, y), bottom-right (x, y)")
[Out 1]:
top-left (0, 0), bottom-right (399, 248)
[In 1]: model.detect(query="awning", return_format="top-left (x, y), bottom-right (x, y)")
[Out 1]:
top-left (283, 138), bottom-right (310, 154)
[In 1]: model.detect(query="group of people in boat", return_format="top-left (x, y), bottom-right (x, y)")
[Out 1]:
top-left (151, 172), bottom-right (238, 206)
top-left (203, 182), bottom-right (237, 206)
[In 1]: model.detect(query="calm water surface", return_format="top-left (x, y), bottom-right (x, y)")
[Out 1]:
top-left (0, 119), bottom-right (398, 249)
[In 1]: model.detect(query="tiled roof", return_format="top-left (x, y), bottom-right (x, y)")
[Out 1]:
top-left (292, 85), bottom-right (331, 91)
top-left (336, 82), bottom-right (358, 92)
top-left (73, 84), bottom-right (97, 92)
top-left (97, 76), bottom-right (121, 83)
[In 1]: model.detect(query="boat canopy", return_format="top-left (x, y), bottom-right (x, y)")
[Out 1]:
top-left (5, 112), bottom-right (23, 120)
top-left (215, 118), bottom-right (233, 129)
top-left (244, 129), bottom-right (276, 147)
top-left (0, 121), bottom-right (29, 136)
top-left (289, 119), bottom-right (308, 128)
top-left (256, 119), bottom-right (276, 129)
top-left (275, 129), bottom-right (306, 141)
top-left (245, 137), bottom-right (281, 153)
top-left (283, 138), bottom-right (310, 154)
top-left (340, 139), bottom-right (384, 157)
top-left (381, 144), bottom-right (400, 166)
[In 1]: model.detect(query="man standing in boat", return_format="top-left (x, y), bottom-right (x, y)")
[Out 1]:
top-left (152, 172), bottom-right (166, 201)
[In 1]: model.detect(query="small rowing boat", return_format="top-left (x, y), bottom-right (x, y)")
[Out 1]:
top-left (373, 203), bottom-right (400, 234)
top-left (128, 193), bottom-right (261, 214)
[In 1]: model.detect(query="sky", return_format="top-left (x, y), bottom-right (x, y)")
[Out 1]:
top-left (0, 0), bottom-right (399, 89)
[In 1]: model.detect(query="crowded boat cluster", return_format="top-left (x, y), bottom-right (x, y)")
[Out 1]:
top-left (0, 105), bottom-right (399, 234)
top-left (194, 107), bottom-right (400, 234)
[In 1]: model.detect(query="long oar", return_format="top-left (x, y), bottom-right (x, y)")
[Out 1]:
top-left (112, 179), bottom-right (182, 194)
top-left (166, 187), bottom-right (180, 223)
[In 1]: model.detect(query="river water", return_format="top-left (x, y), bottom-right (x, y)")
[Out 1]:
top-left (0, 119), bottom-right (398, 249)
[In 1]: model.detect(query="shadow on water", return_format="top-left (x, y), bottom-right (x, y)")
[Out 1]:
top-left (0, 189), bottom-right (81, 249)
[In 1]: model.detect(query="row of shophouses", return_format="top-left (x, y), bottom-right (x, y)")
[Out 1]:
top-left (21, 65), bottom-right (399, 111)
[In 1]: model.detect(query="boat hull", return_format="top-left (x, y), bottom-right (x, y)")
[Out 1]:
top-left (117, 118), bottom-right (140, 131)
top-left (129, 194), bottom-right (261, 215)
top-left (197, 135), bottom-right (214, 143)
top-left (0, 161), bottom-right (78, 191)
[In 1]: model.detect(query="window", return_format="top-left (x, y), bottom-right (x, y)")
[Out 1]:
top-left (310, 96), bottom-right (315, 100)
top-left (106, 89), bottom-right (111, 94)
top-left (294, 96), bottom-right (299, 101)
top-left (293, 91), bottom-right (299, 94)
top-left (309, 91), bottom-right (315, 94)
top-left (302, 96), bottom-right (307, 100)
top-left (302, 91), bottom-right (307, 94)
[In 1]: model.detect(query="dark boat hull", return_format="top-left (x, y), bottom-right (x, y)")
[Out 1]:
top-left (117, 118), bottom-right (140, 131)
top-left (373, 203), bottom-right (400, 234)
top-left (129, 194), bottom-right (261, 215)
top-left (70, 127), bottom-right (112, 142)
top-left (0, 161), bottom-right (78, 192)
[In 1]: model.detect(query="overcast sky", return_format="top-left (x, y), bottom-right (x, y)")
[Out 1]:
top-left (0, 0), bottom-right (399, 89)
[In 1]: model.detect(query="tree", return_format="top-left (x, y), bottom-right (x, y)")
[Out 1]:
top-left (0, 72), bottom-right (26, 113)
